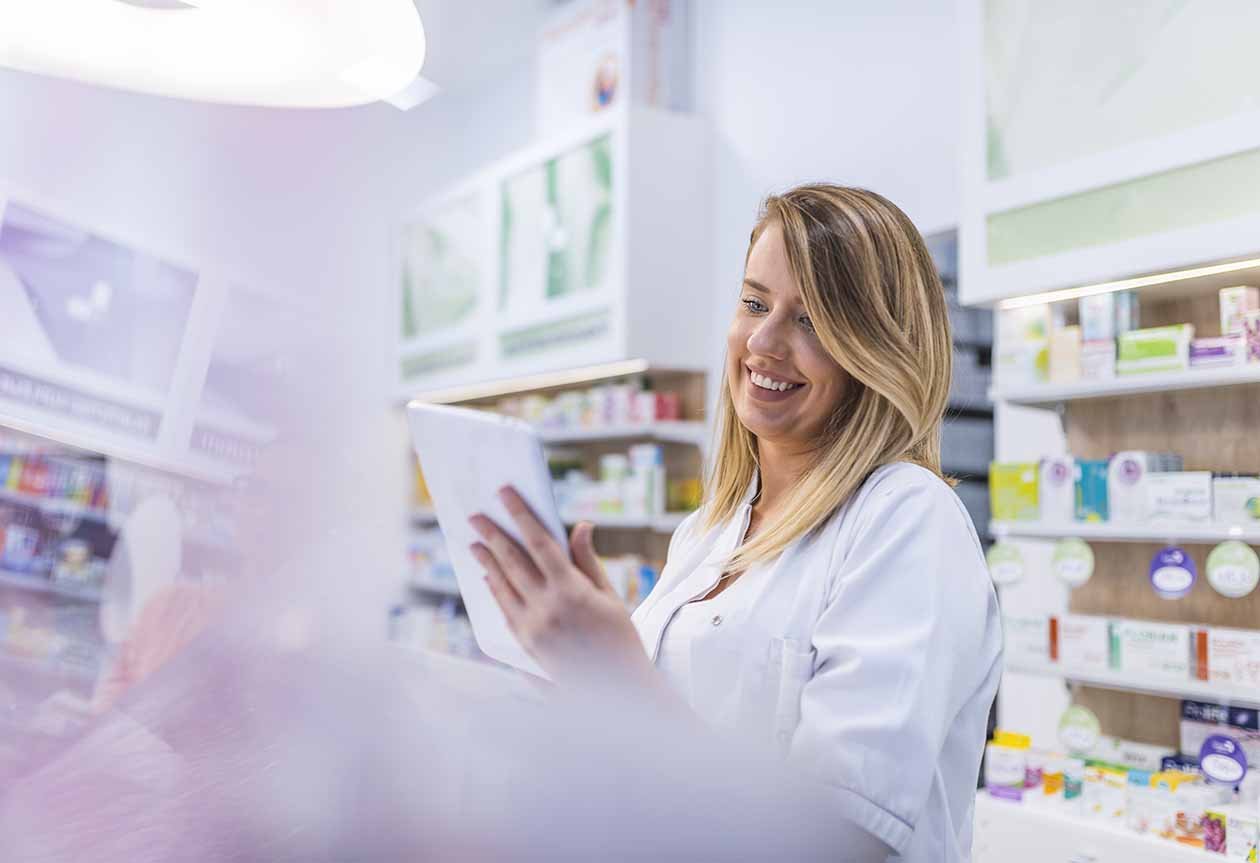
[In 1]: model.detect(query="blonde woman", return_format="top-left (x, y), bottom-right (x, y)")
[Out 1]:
top-left (470, 184), bottom-right (1003, 862)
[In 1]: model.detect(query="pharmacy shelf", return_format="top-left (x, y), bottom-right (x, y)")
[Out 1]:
top-left (991, 364), bottom-right (1260, 407)
top-left (538, 421), bottom-right (708, 448)
top-left (990, 520), bottom-right (1260, 544)
top-left (0, 568), bottom-right (103, 603)
top-left (562, 511), bottom-right (691, 534)
top-left (975, 792), bottom-right (1215, 863)
top-left (0, 487), bottom-right (113, 527)
top-left (1005, 659), bottom-right (1260, 709)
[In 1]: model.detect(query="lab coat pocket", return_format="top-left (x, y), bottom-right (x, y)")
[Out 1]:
top-left (769, 637), bottom-right (816, 750)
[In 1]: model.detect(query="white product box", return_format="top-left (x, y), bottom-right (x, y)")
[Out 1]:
top-left (537, 0), bottom-right (691, 133)
top-left (1145, 471), bottom-right (1213, 524)
top-left (1115, 620), bottom-right (1192, 682)
top-left (1003, 614), bottom-right (1051, 665)
top-left (1089, 736), bottom-right (1177, 772)
top-left (1108, 452), bottom-right (1184, 523)
top-left (1208, 627), bottom-right (1260, 690)
top-left (1080, 293), bottom-right (1117, 341)
top-left (1039, 457), bottom-right (1076, 524)
top-left (1214, 476), bottom-right (1260, 525)
top-left (1049, 326), bottom-right (1082, 383)
top-left (1220, 285), bottom-right (1260, 336)
top-left (1058, 615), bottom-right (1113, 674)
top-left (1190, 335), bottom-right (1248, 368)
top-left (997, 305), bottom-right (1051, 386)
top-left (1080, 339), bottom-right (1116, 380)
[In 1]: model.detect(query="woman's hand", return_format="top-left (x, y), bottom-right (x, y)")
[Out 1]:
top-left (469, 487), bottom-right (657, 687)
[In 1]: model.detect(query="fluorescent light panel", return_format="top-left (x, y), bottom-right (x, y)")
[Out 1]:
top-left (998, 256), bottom-right (1260, 310)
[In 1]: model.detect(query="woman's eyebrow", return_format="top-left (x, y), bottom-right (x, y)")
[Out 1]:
top-left (742, 278), bottom-right (771, 294)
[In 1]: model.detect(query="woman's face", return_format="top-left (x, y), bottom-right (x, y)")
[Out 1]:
top-left (725, 221), bottom-right (849, 450)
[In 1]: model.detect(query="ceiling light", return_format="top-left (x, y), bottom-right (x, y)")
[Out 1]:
top-left (0, 0), bottom-right (426, 108)
top-left (998, 257), bottom-right (1260, 310)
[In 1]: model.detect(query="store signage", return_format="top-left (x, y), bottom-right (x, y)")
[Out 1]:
top-left (0, 365), bottom-right (159, 439)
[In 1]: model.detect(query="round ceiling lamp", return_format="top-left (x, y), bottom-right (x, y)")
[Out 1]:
top-left (0, 0), bottom-right (427, 108)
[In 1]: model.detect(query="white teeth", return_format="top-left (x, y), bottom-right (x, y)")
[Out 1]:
top-left (750, 371), bottom-right (799, 392)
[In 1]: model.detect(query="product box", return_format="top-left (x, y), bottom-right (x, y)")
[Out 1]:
top-left (1220, 286), bottom-right (1260, 336)
top-left (1084, 765), bottom-right (1128, 822)
top-left (1191, 335), bottom-right (1248, 369)
top-left (1050, 325), bottom-right (1083, 383)
top-left (990, 462), bottom-right (1040, 522)
top-left (1089, 736), bottom-right (1177, 772)
top-left (1055, 614), bottom-right (1113, 673)
top-left (1245, 310), bottom-right (1260, 364)
top-left (1207, 627), bottom-right (1260, 691)
top-left (1180, 699), bottom-right (1260, 775)
top-left (1115, 620), bottom-right (1193, 682)
top-left (1117, 324), bottom-right (1194, 375)
top-left (1081, 339), bottom-right (1117, 380)
top-left (1227, 806), bottom-right (1260, 860)
top-left (1039, 457), bottom-right (1076, 523)
top-left (536, 0), bottom-right (691, 132)
top-left (1003, 614), bottom-right (1052, 665)
top-left (1108, 452), bottom-right (1184, 524)
top-left (1115, 290), bottom-right (1141, 335)
top-left (1214, 475), bottom-right (1260, 525)
top-left (997, 305), bottom-right (1051, 385)
top-left (1074, 459), bottom-right (1110, 523)
top-left (1080, 293), bottom-right (1117, 341)
top-left (1146, 471), bottom-right (1214, 524)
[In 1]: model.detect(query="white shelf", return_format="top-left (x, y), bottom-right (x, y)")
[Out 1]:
top-left (0, 568), bottom-right (103, 603)
top-left (538, 421), bottom-right (708, 448)
top-left (990, 520), bottom-right (1260, 544)
top-left (975, 792), bottom-right (1217, 863)
top-left (1006, 658), bottom-right (1260, 709)
top-left (561, 511), bottom-right (691, 534)
top-left (991, 364), bottom-right (1260, 407)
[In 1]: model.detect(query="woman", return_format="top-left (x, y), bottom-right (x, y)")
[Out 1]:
top-left (469, 184), bottom-right (1003, 862)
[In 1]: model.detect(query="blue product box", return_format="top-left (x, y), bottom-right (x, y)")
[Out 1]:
top-left (1074, 459), bottom-right (1109, 523)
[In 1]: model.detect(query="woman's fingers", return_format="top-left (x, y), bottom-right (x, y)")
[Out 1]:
top-left (569, 522), bottom-right (612, 593)
top-left (469, 513), bottom-right (542, 597)
top-left (484, 570), bottom-right (526, 635)
top-left (497, 486), bottom-right (576, 584)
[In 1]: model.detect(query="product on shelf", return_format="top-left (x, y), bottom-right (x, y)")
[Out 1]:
top-left (989, 462), bottom-right (1039, 521)
top-left (1206, 628), bottom-right (1260, 691)
top-left (1003, 614), bottom-right (1051, 665)
top-left (1117, 324), bottom-right (1194, 375)
top-left (1073, 459), bottom-right (1109, 523)
top-left (1146, 471), bottom-right (1214, 524)
top-left (1053, 614), bottom-right (1111, 673)
top-left (985, 729), bottom-right (1032, 800)
top-left (554, 442), bottom-right (681, 520)
top-left (1039, 457), bottom-right (1076, 523)
top-left (997, 305), bottom-right (1050, 386)
top-left (1214, 476), bottom-right (1260, 526)
top-left (1245, 310), bottom-right (1260, 364)
top-left (1109, 451), bottom-right (1184, 524)
top-left (1220, 286), bottom-right (1260, 337)
top-left (497, 380), bottom-right (684, 431)
top-left (1115, 619), bottom-right (1193, 682)
top-left (1080, 339), bottom-right (1117, 381)
top-left (1192, 335), bottom-right (1249, 368)
top-left (1049, 325), bottom-right (1083, 383)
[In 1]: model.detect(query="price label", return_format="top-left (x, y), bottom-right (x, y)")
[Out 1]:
top-left (986, 542), bottom-right (1025, 586)
top-left (1206, 541), bottom-right (1260, 599)
top-left (1052, 539), bottom-right (1095, 588)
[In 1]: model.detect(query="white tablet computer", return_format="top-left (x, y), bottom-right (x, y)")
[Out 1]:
top-left (406, 401), bottom-right (566, 677)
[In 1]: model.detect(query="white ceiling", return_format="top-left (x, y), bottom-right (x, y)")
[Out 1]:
top-left (412, 0), bottom-right (555, 95)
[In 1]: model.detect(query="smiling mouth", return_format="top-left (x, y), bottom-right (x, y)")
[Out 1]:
top-left (747, 367), bottom-right (804, 393)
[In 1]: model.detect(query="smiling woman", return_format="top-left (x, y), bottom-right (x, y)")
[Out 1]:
top-left (472, 184), bottom-right (1002, 863)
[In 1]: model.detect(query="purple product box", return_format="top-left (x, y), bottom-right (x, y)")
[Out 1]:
top-left (1190, 335), bottom-right (1246, 368)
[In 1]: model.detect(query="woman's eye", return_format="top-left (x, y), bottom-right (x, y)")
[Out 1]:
top-left (799, 315), bottom-right (815, 333)
top-left (741, 297), bottom-right (768, 314)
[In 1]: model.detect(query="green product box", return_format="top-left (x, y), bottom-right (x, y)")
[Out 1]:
top-left (1116, 324), bottom-right (1192, 375)
top-left (1074, 459), bottom-right (1110, 523)
top-left (990, 462), bottom-right (1040, 522)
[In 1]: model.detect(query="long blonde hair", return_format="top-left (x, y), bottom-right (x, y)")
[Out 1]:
top-left (705, 184), bottom-right (954, 571)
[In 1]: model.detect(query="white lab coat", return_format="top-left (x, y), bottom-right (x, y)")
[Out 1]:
top-left (632, 462), bottom-right (1003, 862)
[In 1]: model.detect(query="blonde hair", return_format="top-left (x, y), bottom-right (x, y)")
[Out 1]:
top-left (704, 184), bottom-right (954, 571)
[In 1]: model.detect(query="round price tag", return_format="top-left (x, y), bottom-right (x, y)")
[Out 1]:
top-left (1052, 539), bottom-right (1095, 588)
top-left (986, 542), bottom-right (1025, 586)
top-left (1199, 734), bottom-right (1248, 785)
top-left (1150, 546), bottom-right (1197, 599)
top-left (1206, 541), bottom-right (1260, 599)
top-left (1058, 705), bottom-right (1101, 755)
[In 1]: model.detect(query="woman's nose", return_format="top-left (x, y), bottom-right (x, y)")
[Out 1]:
top-left (747, 315), bottom-right (789, 360)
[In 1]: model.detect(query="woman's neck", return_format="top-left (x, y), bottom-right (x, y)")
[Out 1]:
top-left (754, 439), bottom-right (815, 516)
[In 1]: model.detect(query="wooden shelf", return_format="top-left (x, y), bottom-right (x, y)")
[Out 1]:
top-left (991, 364), bottom-right (1260, 407)
top-left (1005, 658), bottom-right (1260, 709)
top-left (990, 520), bottom-right (1260, 544)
